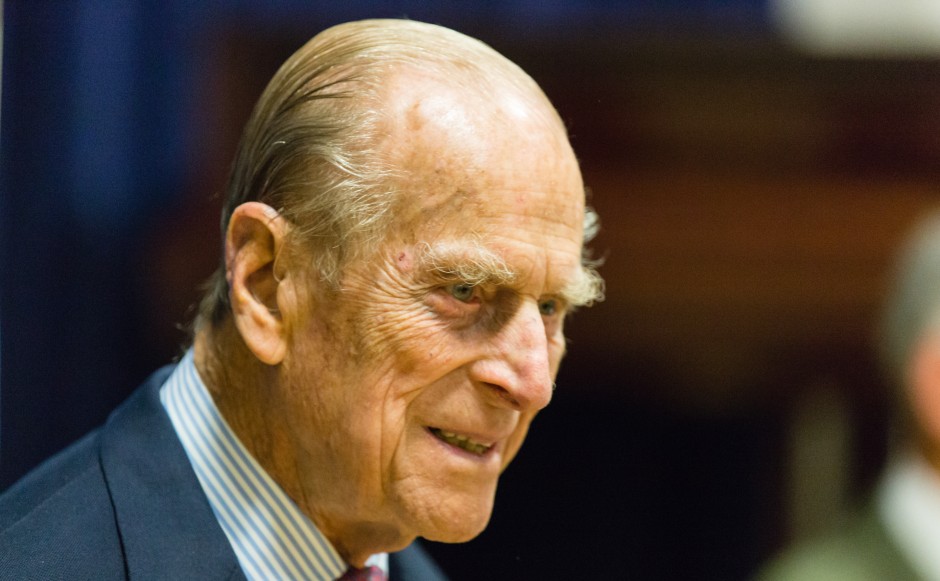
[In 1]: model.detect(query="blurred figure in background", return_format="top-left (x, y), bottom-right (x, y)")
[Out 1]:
top-left (760, 211), bottom-right (940, 580)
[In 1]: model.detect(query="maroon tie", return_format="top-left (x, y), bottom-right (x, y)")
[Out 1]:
top-left (338, 565), bottom-right (387, 581)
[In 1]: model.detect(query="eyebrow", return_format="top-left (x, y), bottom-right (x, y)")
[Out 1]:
top-left (562, 266), bottom-right (605, 309)
top-left (417, 240), bottom-right (605, 309)
top-left (417, 241), bottom-right (518, 287)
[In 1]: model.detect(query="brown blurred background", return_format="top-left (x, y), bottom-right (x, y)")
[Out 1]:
top-left (5, 1), bottom-right (940, 579)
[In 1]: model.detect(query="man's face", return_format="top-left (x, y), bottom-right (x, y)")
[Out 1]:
top-left (276, 72), bottom-right (590, 547)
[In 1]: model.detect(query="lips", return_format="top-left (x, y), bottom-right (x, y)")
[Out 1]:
top-left (428, 427), bottom-right (494, 455)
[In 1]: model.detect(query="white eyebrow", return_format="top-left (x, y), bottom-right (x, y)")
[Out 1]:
top-left (561, 265), bottom-right (605, 309)
top-left (417, 241), bottom-right (517, 287)
top-left (418, 239), bottom-right (604, 309)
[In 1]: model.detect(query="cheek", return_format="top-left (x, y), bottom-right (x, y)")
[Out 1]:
top-left (352, 297), bottom-right (476, 385)
top-left (339, 282), bottom-right (434, 366)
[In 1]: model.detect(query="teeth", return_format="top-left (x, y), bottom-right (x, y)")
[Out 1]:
top-left (431, 428), bottom-right (491, 455)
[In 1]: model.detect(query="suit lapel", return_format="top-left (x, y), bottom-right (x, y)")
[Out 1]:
top-left (96, 365), bottom-right (450, 581)
top-left (98, 367), bottom-right (246, 580)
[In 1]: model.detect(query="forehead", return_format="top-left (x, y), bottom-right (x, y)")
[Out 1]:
top-left (377, 69), bottom-right (585, 256)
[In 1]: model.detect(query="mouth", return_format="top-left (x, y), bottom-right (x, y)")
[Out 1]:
top-left (428, 427), bottom-right (494, 456)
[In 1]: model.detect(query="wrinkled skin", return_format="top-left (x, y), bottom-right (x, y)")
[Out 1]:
top-left (203, 69), bottom-right (593, 566)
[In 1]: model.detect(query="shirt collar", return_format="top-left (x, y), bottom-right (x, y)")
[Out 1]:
top-left (160, 349), bottom-right (388, 580)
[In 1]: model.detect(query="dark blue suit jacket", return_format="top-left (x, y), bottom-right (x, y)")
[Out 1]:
top-left (0, 366), bottom-right (447, 580)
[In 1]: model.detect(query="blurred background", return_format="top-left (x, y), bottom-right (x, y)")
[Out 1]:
top-left (4, 1), bottom-right (940, 578)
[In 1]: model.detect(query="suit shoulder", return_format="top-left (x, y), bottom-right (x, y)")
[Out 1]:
top-left (0, 430), bottom-right (101, 526)
top-left (0, 430), bottom-right (125, 579)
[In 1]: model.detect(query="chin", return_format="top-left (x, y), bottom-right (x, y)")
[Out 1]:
top-left (400, 488), bottom-right (496, 544)
top-left (420, 513), bottom-right (492, 544)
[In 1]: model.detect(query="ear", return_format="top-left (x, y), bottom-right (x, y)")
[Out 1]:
top-left (225, 202), bottom-right (291, 365)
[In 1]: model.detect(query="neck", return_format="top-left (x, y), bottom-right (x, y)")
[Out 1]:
top-left (193, 322), bottom-right (278, 459)
top-left (191, 321), bottom-right (415, 567)
top-left (194, 322), bottom-right (307, 507)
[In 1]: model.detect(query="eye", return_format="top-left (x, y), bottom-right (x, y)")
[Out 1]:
top-left (538, 298), bottom-right (558, 316)
top-left (448, 283), bottom-right (476, 303)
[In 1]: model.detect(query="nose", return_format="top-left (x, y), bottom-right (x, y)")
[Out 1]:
top-left (470, 299), bottom-right (554, 413)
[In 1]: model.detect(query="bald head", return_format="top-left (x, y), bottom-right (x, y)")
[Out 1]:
top-left (197, 19), bottom-right (581, 328)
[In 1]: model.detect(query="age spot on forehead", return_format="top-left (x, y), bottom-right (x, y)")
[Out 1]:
top-left (406, 101), bottom-right (423, 128)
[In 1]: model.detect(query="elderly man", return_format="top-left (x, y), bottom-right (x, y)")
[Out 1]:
top-left (0, 19), bottom-right (602, 580)
top-left (759, 212), bottom-right (940, 580)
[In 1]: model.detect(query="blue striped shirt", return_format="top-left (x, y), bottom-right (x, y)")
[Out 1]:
top-left (160, 350), bottom-right (388, 580)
